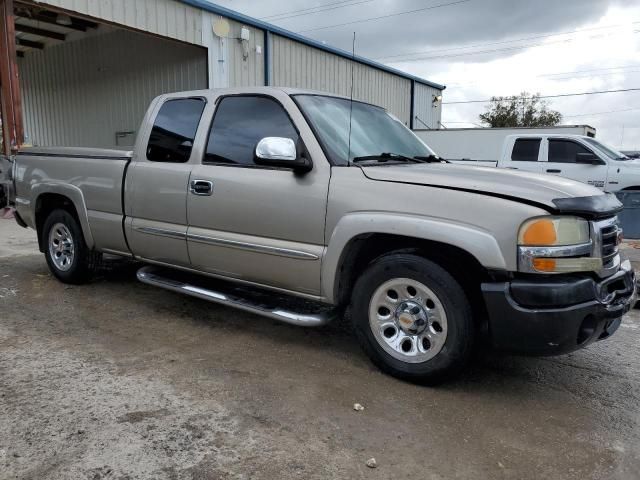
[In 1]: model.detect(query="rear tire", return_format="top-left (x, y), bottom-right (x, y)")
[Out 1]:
top-left (42, 209), bottom-right (101, 284)
top-left (351, 253), bottom-right (474, 384)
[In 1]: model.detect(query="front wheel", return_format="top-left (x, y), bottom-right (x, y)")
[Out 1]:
top-left (42, 209), bottom-right (101, 284)
top-left (351, 254), bottom-right (474, 384)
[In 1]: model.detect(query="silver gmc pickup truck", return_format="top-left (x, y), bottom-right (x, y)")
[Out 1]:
top-left (6, 87), bottom-right (637, 383)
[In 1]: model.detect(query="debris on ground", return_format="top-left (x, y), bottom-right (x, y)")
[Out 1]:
top-left (0, 287), bottom-right (18, 299)
top-left (365, 458), bottom-right (377, 468)
top-left (353, 403), bottom-right (365, 411)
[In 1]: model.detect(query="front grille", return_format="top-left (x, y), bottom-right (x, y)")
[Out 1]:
top-left (598, 220), bottom-right (620, 270)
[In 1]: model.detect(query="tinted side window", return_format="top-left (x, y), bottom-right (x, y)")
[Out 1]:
top-left (511, 138), bottom-right (541, 162)
top-left (146, 98), bottom-right (206, 163)
top-left (205, 96), bottom-right (298, 165)
top-left (548, 140), bottom-right (592, 164)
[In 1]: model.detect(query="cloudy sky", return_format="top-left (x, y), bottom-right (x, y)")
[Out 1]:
top-left (215, 0), bottom-right (640, 150)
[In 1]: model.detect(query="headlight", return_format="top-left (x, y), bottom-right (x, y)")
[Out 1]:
top-left (518, 216), bottom-right (600, 274)
top-left (518, 216), bottom-right (589, 246)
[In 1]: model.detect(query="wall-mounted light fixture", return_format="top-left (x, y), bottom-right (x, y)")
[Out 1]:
top-left (56, 13), bottom-right (73, 26)
top-left (432, 94), bottom-right (442, 108)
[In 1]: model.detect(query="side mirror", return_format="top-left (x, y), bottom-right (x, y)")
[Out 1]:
top-left (576, 152), bottom-right (605, 165)
top-left (254, 137), bottom-right (312, 173)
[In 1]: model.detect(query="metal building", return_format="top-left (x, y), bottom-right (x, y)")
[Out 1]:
top-left (0, 0), bottom-right (445, 153)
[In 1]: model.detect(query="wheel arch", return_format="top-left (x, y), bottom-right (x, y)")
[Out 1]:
top-left (322, 213), bottom-right (506, 306)
top-left (32, 184), bottom-right (94, 252)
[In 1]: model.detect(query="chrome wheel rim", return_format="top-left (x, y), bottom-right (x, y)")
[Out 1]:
top-left (368, 278), bottom-right (448, 363)
top-left (48, 223), bottom-right (75, 272)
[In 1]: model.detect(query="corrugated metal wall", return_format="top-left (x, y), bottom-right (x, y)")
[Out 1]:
top-left (270, 34), bottom-right (412, 125)
top-left (224, 18), bottom-right (265, 87)
top-left (37, 0), bottom-right (203, 45)
top-left (39, 0), bottom-right (266, 88)
top-left (24, 0), bottom-right (441, 133)
top-left (413, 82), bottom-right (442, 129)
top-left (19, 29), bottom-right (207, 147)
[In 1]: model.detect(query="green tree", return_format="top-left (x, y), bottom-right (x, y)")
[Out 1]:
top-left (479, 92), bottom-right (562, 128)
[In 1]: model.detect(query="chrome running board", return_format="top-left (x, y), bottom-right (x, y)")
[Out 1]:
top-left (136, 266), bottom-right (335, 327)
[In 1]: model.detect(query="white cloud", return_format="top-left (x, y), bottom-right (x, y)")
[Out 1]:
top-left (390, 4), bottom-right (640, 149)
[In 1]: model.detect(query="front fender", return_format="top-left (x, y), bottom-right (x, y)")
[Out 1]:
top-left (30, 183), bottom-right (95, 249)
top-left (321, 212), bottom-right (506, 304)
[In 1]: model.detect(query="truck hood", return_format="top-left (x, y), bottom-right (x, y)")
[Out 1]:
top-left (620, 158), bottom-right (640, 168)
top-left (361, 163), bottom-right (621, 218)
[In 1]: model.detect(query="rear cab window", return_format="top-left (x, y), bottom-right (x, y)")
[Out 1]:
top-left (146, 98), bottom-right (206, 163)
top-left (511, 138), bottom-right (541, 162)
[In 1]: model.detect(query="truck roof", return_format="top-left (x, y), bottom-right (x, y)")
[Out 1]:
top-left (505, 133), bottom-right (592, 139)
top-left (159, 86), bottom-right (381, 108)
top-left (413, 125), bottom-right (595, 132)
top-left (162, 86), bottom-right (352, 100)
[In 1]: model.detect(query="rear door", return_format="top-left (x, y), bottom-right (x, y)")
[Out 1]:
top-left (499, 137), bottom-right (544, 173)
top-left (125, 96), bottom-right (207, 266)
top-left (543, 138), bottom-right (608, 189)
top-left (186, 93), bottom-right (330, 296)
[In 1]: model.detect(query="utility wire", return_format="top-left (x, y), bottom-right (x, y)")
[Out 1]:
top-left (443, 88), bottom-right (640, 105)
top-left (261, 0), bottom-right (375, 21)
top-left (564, 107), bottom-right (640, 118)
top-left (374, 21), bottom-right (640, 60)
top-left (546, 70), bottom-right (640, 81)
top-left (541, 64), bottom-right (640, 77)
top-left (262, 0), bottom-right (357, 19)
top-left (447, 67), bottom-right (640, 88)
top-left (383, 30), bottom-right (640, 62)
top-left (297, 0), bottom-right (471, 33)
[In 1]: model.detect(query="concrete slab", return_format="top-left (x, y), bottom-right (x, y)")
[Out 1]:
top-left (0, 244), bottom-right (639, 478)
top-left (0, 217), bottom-right (39, 259)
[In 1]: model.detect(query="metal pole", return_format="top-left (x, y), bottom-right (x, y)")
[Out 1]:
top-left (0, 0), bottom-right (23, 155)
top-left (263, 30), bottom-right (270, 86)
top-left (409, 80), bottom-right (415, 129)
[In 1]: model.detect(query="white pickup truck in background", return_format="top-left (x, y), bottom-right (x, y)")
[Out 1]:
top-left (448, 134), bottom-right (638, 193)
top-left (414, 125), bottom-right (596, 161)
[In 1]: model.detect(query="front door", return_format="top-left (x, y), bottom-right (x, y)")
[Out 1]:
top-left (186, 94), bottom-right (330, 296)
top-left (126, 97), bottom-right (207, 266)
top-left (543, 138), bottom-right (608, 190)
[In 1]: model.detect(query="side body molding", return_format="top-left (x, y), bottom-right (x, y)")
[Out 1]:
top-left (321, 212), bottom-right (507, 304)
top-left (30, 183), bottom-right (95, 249)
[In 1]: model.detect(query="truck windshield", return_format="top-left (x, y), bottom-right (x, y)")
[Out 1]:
top-left (583, 137), bottom-right (630, 161)
top-left (294, 95), bottom-right (435, 166)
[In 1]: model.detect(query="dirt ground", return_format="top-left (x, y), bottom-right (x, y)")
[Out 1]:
top-left (1, 219), bottom-right (640, 480)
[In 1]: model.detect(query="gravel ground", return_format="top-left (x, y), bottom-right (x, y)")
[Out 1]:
top-left (1, 219), bottom-right (640, 479)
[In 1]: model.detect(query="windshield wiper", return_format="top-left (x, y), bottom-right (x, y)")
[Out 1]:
top-left (414, 154), bottom-right (448, 163)
top-left (352, 153), bottom-right (448, 165)
top-left (352, 152), bottom-right (419, 164)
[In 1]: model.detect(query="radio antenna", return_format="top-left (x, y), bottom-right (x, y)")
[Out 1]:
top-left (347, 32), bottom-right (356, 166)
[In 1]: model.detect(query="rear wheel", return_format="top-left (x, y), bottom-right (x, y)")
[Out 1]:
top-left (351, 254), bottom-right (474, 384)
top-left (42, 209), bottom-right (101, 284)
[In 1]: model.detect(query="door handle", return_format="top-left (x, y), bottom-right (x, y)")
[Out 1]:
top-left (189, 180), bottom-right (213, 196)
top-left (546, 169), bottom-right (561, 173)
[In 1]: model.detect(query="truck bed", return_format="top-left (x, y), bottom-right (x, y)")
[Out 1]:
top-left (14, 146), bottom-right (133, 255)
top-left (19, 146), bottom-right (133, 159)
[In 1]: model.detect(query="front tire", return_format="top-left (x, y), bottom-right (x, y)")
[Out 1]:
top-left (351, 254), bottom-right (474, 384)
top-left (42, 209), bottom-right (101, 284)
